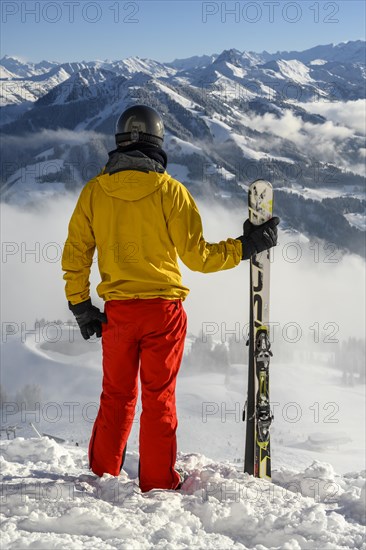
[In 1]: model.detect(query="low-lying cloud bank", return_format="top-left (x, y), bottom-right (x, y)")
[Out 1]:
top-left (1, 197), bottom-right (365, 343)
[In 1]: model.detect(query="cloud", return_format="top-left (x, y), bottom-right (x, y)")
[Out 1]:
top-left (1, 197), bottom-right (365, 345)
top-left (246, 109), bottom-right (354, 143)
top-left (240, 102), bottom-right (365, 175)
top-left (1, 197), bottom-right (81, 328)
top-left (302, 99), bottom-right (366, 135)
top-left (1, 128), bottom-right (109, 149)
top-left (183, 200), bottom-right (366, 343)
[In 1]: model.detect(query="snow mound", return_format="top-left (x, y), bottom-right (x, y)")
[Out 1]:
top-left (0, 437), bottom-right (87, 477)
top-left (1, 438), bottom-right (365, 549)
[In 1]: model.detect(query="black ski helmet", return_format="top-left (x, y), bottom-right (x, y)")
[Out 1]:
top-left (115, 105), bottom-right (164, 147)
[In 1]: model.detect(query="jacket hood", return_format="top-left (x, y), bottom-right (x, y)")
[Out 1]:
top-left (97, 150), bottom-right (170, 201)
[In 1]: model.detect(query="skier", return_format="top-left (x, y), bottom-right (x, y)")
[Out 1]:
top-left (61, 104), bottom-right (279, 492)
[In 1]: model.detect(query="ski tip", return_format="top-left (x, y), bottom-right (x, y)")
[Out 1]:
top-left (250, 179), bottom-right (273, 188)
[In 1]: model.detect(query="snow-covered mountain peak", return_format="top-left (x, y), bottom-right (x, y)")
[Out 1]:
top-left (277, 59), bottom-right (313, 84)
top-left (56, 61), bottom-right (90, 75)
top-left (268, 40), bottom-right (366, 65)
top-left (34, 59), bottom-right (59, 72)
top-left (1, 40), bottom-right (365, 256)
top-left (0, 65), bottom-right (17, 80)
top-left (68, 66), bottom-right (114, 87)
top-left (0, 55), bottom-right (35, 77)
top-left (36, 67), bottom-right (120, 106)
top-left (110, 56), bottom-right (175, 78)
top-left (0, 55), bottom-right (61, 78)
top-left (214, 48), bottom-right (244, 67)
top-left (260, 59), bottom-right (282, 72)
top-left (241, 50), bottom-right (264, 66)
top-left (167, 54), bottom-right (217, 71)
top-left (1, 54), bottom-right (27, 65)
top-left (126, 70), bottom-right (155, 86)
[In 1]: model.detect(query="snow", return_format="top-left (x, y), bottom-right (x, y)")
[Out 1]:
top-left (1, 38), bottom-right (366, 546)
top-left (0, 66), bottom-right (80, 106)
top-left (35, 148), bottom-right (55, 160)
top-left (1, 437), bottom-right (365, 549)
top-left (203, 114), bottom-right (295, 165)
top-left (0, 66), bottom-right (16, 79)
top-left (344, 212), bottom-right (366, 231)
top-left (226, 63), bottom-right (247, 79)
top-left (1, 204), bottom-right (365, 547)
top-left (44, 68), bottom-right (116, 106)
top-left (165, 134), bottom-right (203, 156)
top-left (277, 60), bottom-right (314, 86)
top-left (202, 116), bottom-right (264, 161)
top-left (0, 80), bottom-right (37, 107)
top-left (309, 59), bottom-right (328, 66)
top-left (0, 331), bottom-right (366, 550)
top-left (203, 117), bottom-right (233, 142)
top-left (2, 40), bottom-right (365, 109)
top-left (156, 81), bottom-right (197, 110)
top-left (283, 183), bottom-right (366, 203)
top-left (2, 159), bottom-right (67, 206)
top-left (112, 56), bottom-right (175, 79)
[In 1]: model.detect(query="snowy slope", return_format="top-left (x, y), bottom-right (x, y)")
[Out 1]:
top-left (0, 66), bottom-right (17, 79)
top-left (4, 340), bottom-right (365, 474)
top-left (2, 40), bottom-right (365, 109)
top-left (269, 40), bottom-right (366, 65)
top-left (1, 159), bottom-right (68, 205)
top-left (110, 56), bottom-right (175, 79)
top-left (0, 65), bottom-right (82, 107)
top-left (1, 436), bottom-right (365, 549)
top-left (0, 55), bottom-right (51, 78)
top-left (1, 262), bottom-right (365, 548)
top-left (1, 200), bottom-right (365, 547)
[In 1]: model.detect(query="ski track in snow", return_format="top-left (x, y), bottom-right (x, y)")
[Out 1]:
top-left (0, 437), bottom-right (365, 550)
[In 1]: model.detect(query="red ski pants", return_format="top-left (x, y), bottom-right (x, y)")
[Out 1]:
top-left (88, 298), bottom-right (187, 492)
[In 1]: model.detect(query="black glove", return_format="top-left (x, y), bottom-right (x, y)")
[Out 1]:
top-left (237, 216), bottom-right (280, 260)
top-left (69, 299), bottom-right (107, 340)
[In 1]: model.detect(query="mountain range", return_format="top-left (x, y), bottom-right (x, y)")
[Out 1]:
top-left (1, 40), bottom-right (365, 255)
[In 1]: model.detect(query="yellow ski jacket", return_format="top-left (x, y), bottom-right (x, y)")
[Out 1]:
top-left (61, 154), bottom-right (242, 305)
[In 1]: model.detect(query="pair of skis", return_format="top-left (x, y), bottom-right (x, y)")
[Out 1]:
top-left (243, 180), bottom-right (274, 480)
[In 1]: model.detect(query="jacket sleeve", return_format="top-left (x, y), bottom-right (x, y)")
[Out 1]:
top-left (165, 180), bottom-right (242, 273)
top-left (61, 185), bottom-right (96, 305)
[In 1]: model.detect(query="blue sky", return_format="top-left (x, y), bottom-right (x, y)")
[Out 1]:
top-left (1, 1), bottom-right (365, 63)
